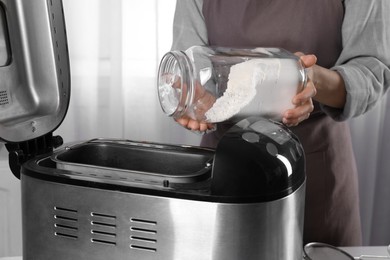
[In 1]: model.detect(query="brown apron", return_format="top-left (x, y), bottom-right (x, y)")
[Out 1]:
top-left (202, 0), bottom-right (362, 246)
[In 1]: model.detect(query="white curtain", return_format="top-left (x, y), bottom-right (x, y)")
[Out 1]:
top-left (350, 95), bottom-right (390, 246)
top-left (58, 0), bottom-right (201, 146)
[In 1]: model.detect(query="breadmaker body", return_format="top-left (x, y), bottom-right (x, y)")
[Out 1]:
top-left (20, 119), bottom-right (306, 260)
top-left (22, 171), bottom-right (305, 260)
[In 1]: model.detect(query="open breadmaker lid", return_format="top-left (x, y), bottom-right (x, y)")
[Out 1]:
top-left (0, 0), bottom-right (70, 176)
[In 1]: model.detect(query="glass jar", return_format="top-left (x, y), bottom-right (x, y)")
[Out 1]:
top-left (157, 46), bottom-right (306, 123)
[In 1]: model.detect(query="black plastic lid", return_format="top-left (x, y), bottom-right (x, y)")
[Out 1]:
top-left (0, 0), bottom-right (70, 143)
top-left (210, 117), bottom-right (306, 201)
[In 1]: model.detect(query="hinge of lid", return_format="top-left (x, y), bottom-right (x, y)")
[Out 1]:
top-left (5, 133), bottom-right (63, 179)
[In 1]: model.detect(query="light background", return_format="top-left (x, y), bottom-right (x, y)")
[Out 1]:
top-left (0, 0), bottom-right (389, 256)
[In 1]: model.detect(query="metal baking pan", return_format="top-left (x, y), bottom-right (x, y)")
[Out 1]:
top-left (51, 139), bottom-right (214, 186)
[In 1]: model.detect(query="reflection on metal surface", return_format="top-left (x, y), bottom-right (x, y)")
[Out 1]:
top-left (277, 154), bottom-right (293, 176)
top-left (0, 5), bottom-right (11, 67)
top-left (304, 242), bottom-right (390, 260)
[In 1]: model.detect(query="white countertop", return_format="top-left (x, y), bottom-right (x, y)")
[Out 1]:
top-left (1, 246), bottom-right (388, 260)
top-left (341, 246), bottom-right (389, 258)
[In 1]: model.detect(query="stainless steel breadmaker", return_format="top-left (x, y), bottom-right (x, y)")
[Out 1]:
top-left (0, 0), bottom-right (306, 259)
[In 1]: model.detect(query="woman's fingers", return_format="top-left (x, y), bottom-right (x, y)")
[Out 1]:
top-left (187, 119), bottom-right (200, 130)
top-left (295, 52), bottom-right (317, 68)
top-left (293, 80), bottom-right (317, 105)
top-left (282, 98), bottom-right (313, 126)
top-left (176, 117), bottom-right (189, 127)
top-left (175, 117), bottom-right (214, 132)
top-left (300, 54), bottom-right (317, 68)
top-left (283, 81), bottom-right (315, 127)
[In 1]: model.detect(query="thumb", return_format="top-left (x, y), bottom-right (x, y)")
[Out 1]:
top-left (300, 54), bottom-right (317, 68)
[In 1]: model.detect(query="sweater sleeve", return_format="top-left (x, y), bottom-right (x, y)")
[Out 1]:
top-left (322, 0), bottom-right (390, 121)
top-left (171, 0), bottom-right (208, 50)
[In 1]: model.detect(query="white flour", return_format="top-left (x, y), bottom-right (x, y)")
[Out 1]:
top-left (205, 58), bottom-right (283, 122)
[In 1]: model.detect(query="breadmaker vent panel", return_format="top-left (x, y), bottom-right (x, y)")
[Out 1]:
top-left (0, 90), bottom-right (9, 106)
top-left (90, 212), bottom-right (117, 246)
top-left (130, 218), bottom-right (157, 253)
top-left (53, 206), bottom-right (78, 239)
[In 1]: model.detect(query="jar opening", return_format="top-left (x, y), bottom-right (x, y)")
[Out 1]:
top-left (157, 51), bottom-right (194, 117)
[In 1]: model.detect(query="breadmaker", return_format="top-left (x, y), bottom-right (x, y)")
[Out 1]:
top-left (0, 0), bottom-right (306, 259)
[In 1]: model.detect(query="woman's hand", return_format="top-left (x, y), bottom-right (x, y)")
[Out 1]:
top-left (282, 54), bottom-right (318, 127)
top-left (176, 116), bottom-right (215, 132)
top-left (174, 81), bottom-right (216, 132)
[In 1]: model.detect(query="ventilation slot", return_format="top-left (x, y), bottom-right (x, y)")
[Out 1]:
top-left (90, 212), bottom-right (117, 246)
top-left (130, 218), bottom-right (157, 253)
top-left (0, 90), bottom-right (9, 106)
top-left (53, 206), bottom-right (78, 240)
